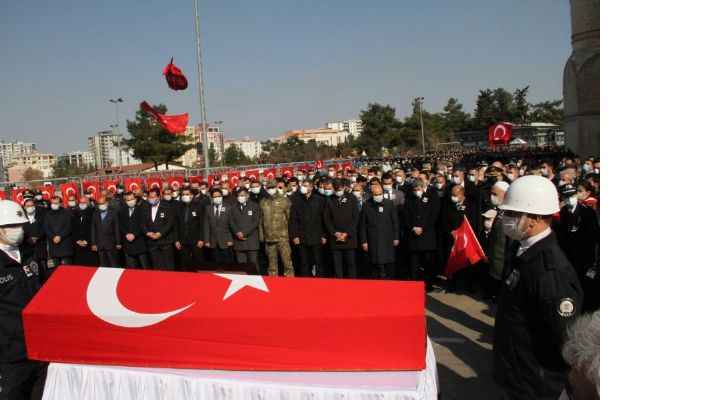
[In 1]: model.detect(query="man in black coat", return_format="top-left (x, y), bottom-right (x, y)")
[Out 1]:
top-left (44, 196), bottom-right (74, 267)
top-left (141, 188), bottom-right (176, 270)
top-left (230, 187), bottom-right (261, 273)
top-left (119, 192), bottom-right (150, 269)
top-left (440, 185), bottom-right (480, 292)
top-left (71, 196), bottom-right (98, 267)
top-left (402, 178), bottom-right (440, 290)
top-left (175, 187), bottom-right (205, 271)
top-left (91, 196), bottom-right (122, 268)
top-left (324, 179), bottom-right (360, 278)
top-left (20, 198), bottom-right (49, 282)
top-left (359, 184), bottom-right (399, 279)
top-left (288, 179), bottom-right (327, 277)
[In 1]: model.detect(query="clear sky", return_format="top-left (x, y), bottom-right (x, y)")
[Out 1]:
top-left (0, 0), bottom-right (570, 154)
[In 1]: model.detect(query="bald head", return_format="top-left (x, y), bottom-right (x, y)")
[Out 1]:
top-left (370, 184), bottom-right (383, 196)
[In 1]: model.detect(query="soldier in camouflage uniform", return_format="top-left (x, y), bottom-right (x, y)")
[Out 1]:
top-left (259, 179), bottom-right (295, 277)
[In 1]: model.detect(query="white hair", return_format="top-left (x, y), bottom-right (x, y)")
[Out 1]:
top-left (562, 311), bottom-right (600, 395)
top-left (492, 181), bottom-right (510, 192)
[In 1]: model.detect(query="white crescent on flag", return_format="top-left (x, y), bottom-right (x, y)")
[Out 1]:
top-left (493, 124), bottom-right (506, 140)
top-left (66, 187), bottom-right (76, 196)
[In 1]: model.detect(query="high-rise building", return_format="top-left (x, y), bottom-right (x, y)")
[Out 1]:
top-left (89, 130), bottom-right (139, 169)
top-left (179, 125), bottom-right (224, 167)
top-left (56, 151), bottom-right (96, 169)
top-left (326, 119), bottom-right (362, 138)
top-left (224, 137), bottom-right (263, 160)
top-left (7, 153), bottom-right (55, 179)
top-left (0, 141), bottom-right (37, 164)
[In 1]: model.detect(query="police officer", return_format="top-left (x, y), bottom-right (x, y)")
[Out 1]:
top-left (493, 175), bottom-right (584, 400)
top-left (0, 200), bottom-right (47, 399)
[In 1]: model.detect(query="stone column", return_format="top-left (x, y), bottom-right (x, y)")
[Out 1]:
top-left (563, 0), bottom-right (600, 158)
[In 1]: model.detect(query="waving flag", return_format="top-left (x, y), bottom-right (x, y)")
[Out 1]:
top-left (445, 216), bottom-right (485, 276)
top-left (0, 191), bottom-right (6, 200)
top-left (188, 175), bottom-right (203, 184)
top-left (60, 183), bottom-right (78, 206)
top-left (245, 170), bottom-right (260, 181)
top-left (162, 57), bottom-right (188, 91)
top-left (261, 168), bottom-right (277, 180)
top-left (140, 101), bottom-right (188, 134)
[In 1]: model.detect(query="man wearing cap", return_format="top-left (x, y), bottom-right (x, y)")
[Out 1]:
top-left (493, 175), bottom-right (584, 399)
top-left (259, 179), bottom-right (294, 277)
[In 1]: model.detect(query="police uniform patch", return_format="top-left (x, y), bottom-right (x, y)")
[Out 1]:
top-left (22, 265), bottom-right (33, 277)
top-left (558, 298), bottom-right (575, 317)
top-left (29, 261), bottom-right (39, 275)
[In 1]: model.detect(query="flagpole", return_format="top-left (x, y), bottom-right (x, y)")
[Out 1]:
top-left (194, 0), bottom-right (210, 178)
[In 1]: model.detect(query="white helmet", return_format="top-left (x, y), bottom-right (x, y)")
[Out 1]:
top-left (498, 175), bottom-right (559, 215)
top-left (0, 200), bottom-right (29, 226)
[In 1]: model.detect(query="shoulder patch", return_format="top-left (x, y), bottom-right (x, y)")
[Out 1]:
top-left (557, 298), bottom-right (576, 317)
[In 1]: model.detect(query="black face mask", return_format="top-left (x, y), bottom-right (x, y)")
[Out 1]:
top-left (191, 189), bottom-right (199, 196)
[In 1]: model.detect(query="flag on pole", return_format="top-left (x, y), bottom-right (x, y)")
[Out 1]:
top-left (140, 101), bottom-right (189, 134)
top-left (445, 215), bottom-right (485, 276)
top-left (162, 57), bottom-right (188, 91)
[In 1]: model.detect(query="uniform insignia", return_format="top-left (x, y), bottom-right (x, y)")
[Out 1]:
top-left (585, 267), bottom-right (597, 280)
top-left (29, 261), bottom-right (39, 275)
top-left (378, 206), bottom-right (384, 213)
top-left (248, 210), bottom-right (253, 216)
top-left (505, 269), bottom-right (520, 290)
top-left (557, 298), bottom-right (576, 317)
top-left (460, 205), bottom-right (466, 210)
top-left (16, 210), bottom-right (23, 217)
top-left (22, 265), bottom-right (33, 277)
top-left (341, 198), bottom-right (347, 203)
top-left (422, 197), bottom-right (428, 203)
top-left (221, 207), bottom-right (226, 212)
top-left (160, 213), bottom-right (165, 218)
top-left (192, 211), bottom-right (197, 217)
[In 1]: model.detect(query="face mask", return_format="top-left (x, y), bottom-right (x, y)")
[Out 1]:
top-left (237, 195), bottom-right (247, 204)
top-left (51, 204), bottom-right (60, 211)
top-left (491, 195), bottom-right (501, 207)
top-left (446, 174), bottom-right (452, 181)
top-left (181, 195), bottom-right (193, 203)
top-left (323, 189), bottom-right (333, 197)
top-left (98, 204), bottom-right (108, 211)
top-left (395, 176), bottom-right (404, 184)
top-left (468, 175), bottom-right (476, 182)
top-left (350, 177), bottom-right (357, 183)
top-left (451, 196), bottom-right (459, 204)
top-left (277, 188), bottom-right (284, 195)
top-left (163, 195), bottom-right (173, 201)
top-left (414, 189), bottom-right (424, 198)
top-left (453, 176), bottom-right (462, 185)
top-left (296, 175), bottom-right (304, 181)
top-left (484, 220), bottom-right (493, 230)
top-left (435, 183), bottom-right (444, 190)
top-left (68, 201), bottom-right (77, 207)
top-left (172, 192), bottom-right (179, 199)
top-left (117, 189), bottom-right (125, 194)
top-left (558, 180), bottom-right (568, 187)
top-left (267, 188), bottom-right (277, 196)
top-left (200, 189), bottom-right (208, 195)
top-left (35, 195), bottom-right (43, 201)
top-left (25, 206), bottom-right (36, 215)
top-left (221, 189), bottom-right (229, 196)
top-left (308, 174), bottom-right (315, 180)
top-left (79, 204), bottom-right (89, 210)
top-left (318, 188), bottom-right (325, 195)
top-left (501, 214), bottom-right (529, 241)
top-left (142, 195), bottom-right (148, 201)
top-left (594, 168), bottom-right (600, 174)
top-left (383, 184), bottom-right (392, 192)
top-left (0, 226), bottom-right (24, 245)
top-left (367, 175), bottom-right (374, 181)
top-left (351, 191), bottom-right (361, 199)
top-left (582, 164), bottom-right (591, 173)
top-left (564, 195), bottom-right (578, 208)
top-left (212, 197), bottom-right (223, 205)
top-left (251, 187), bottom-right (261, 194)
top-left (373, 194), bottom-right (384, 203)
top-left (335, 190), bottom-right (344, 197)
top-left (87, 193), bottom-right (93, 199)
top-left (507, 173), bottom-right (515, 181)
top-left (327, 171), bottom-right (335, 178)
top-left (299, 185), bottom-right (309, 195)
top-left (148, 198), bottom-right (157, 206)
top-left (126, 200), bottom-right (136, 208)
top-left (541, 168), bottom-right (549, 177)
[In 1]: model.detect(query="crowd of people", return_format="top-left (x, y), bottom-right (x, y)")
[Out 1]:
top-left (0, 146), bottom-right (600, 400)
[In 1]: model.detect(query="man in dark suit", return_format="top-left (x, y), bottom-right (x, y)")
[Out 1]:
top-left (119, 192), bottom-right (150, 269)
top-left (71, 196), bottom-right (98, 267)
top-left (20, 198), bottom-right (49, 282)
top-left (402, 178), bottom-right (441, 291)
top-left (230, 187), bottom-right (261, 273)
top-left (441, 184), bottom-right (480, 292)
top-left (203, 188), bottom-right (235, 263)
top-left (141, 188), bottom-right (176, 270)
top-left (288, 179), bottom-right (327, 277)
top-left (324, 179), bottom-right (360, 278)
top-left (175, 187), bottom-right (205, 271)
top-left (44, 196), bottom-right (74, 267)
top-left (91, 196), bottom-right (122, 268)
top-left (359, 183), bottom-right (399, 279)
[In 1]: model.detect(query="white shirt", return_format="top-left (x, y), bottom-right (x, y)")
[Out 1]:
top-left (28, 214), bottom-right (36, 224)
top-left (516, 227), bottom-right (552, 257)
top-left (0, 243), bottom-right (21, 263)
top-left (151, 202), bottom-right (160, 222)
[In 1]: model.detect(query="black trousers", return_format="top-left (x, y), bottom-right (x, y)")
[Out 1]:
top-left (411, 251), bottom-right (435, 290)
top-left (50, 256), bottom-right (72, 268)
top-left (370, 262), bottom-right (395, 280)
top-left (98, 248), bottom-right (121, 268)
top-left (297, 244), bottom-right (324, 277)
top-left (235, 250), bottom-right (260, 274)
top-left (0, 359), bottom-right (47, 400)
top-left (148, 244), bottom-right (175, 270)
top-left (211, 247), bottom-right (234, 263)
top-left (125, 252), bottom-right (151, 269)
top-left (178, 243), bottom-right (205, 272)
top-left (332, 249), bottom-right (357, 278)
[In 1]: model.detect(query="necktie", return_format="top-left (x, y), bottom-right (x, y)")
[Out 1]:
top-left (184, 206), bottom-right (189, 223)
top-left (215, 206), bottom-right (220, 219)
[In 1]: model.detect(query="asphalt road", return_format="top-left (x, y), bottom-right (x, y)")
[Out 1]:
top-left (426, 291), bottom-right (506, 400)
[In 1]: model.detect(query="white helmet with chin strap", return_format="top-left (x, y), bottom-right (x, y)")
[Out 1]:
top-left (498, 175), bottom-right (559, 216)
top-left (0, 199), bottom-right (29, 226)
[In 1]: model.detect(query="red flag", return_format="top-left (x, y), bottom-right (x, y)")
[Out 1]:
top-left (123, 178), bottom-right (143, 193)
top-left (162, 57), bottom-right (188, 91)
top-left (146, 178), bottom-right (164, 191)
top-left (297, 164), bottom-right (312, 172)
top-left (341, 162), bottom-right (353, 172)
top-left (38, 186), bottom-right (54, 201)
top-left (82, 181), bottom-right (100, 197)
top-left (245, 169), bottom-right (260, 181)
top-left (445, 216), bottom-right (485, 276)
top-left (188, 175), bottom-right (203, 184)
top-left (11, 189), bottom-right (25, 205)
top-left (208, 175), bottom-right (221, 187)
top-left (0, 191), bottom-right (6, 200)
top-left (314, 160), bottom-right (325, 170)
top-left (279, 166), bottom-right (294, 179)
top-left (227, 172), bottom-right (241, 187)
top-left (102, 180), bottom-right (119, 194)
top-left (261, 168), bottom-right (277, 180)
top-left (488, 122), bottom-right (513, 145)
top-left (60, 183), bottom-right (78, 207)
top-left (140, 101), bottom-right (188, 134)
top-left (24, 267), bottom-right (425, 371)
top-left (167, 177), bottom-right (184, 192)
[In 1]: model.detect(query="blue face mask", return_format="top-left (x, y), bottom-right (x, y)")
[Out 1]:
top-left (148, 198), bottom-right (157, 206)
top-left (79, 204), bottom-right (88, 211)
top-left (323, 189), bottom-right (333, 197)
top-left (582, 164), bottom-right (590, 173)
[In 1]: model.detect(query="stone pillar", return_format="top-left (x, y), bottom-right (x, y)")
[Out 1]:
top-left (563, 0), bottom-right (599, 158)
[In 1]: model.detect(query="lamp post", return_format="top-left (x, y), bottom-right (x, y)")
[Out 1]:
top-left (415, 97), bottom-right (425, 153)
top-left (109, 98), bottom-right (123, 168)
top-left (194, 0), bottom-right (210, 177)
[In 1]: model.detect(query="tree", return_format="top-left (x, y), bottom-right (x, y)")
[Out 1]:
top-left (223, 144), bottom-right (251, 166)
top-left (513, 86), bottom-right (530, 125)
top-left (21, 168), bottom-right (44, 183)
top-left (441, 98), bottom-right (472, 134)
top-left (51, 161), bottom-right (93, 179)
top-left (529, 100), bottom-right (564, 125)
top-left (124, 104), bottom-right (194, 170)
top-left (355, 103), bottom-right (403, 156)
top-left (472, 88), bottom-right (518, 129)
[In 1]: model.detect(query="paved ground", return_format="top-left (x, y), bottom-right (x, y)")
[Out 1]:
top-left (426, 291), bottom-right (506, 399)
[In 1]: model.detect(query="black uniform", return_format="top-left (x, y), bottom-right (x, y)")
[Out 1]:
top-left (0, 250), bottom-right (47, 400)
top-left (493, 231), bottom-right (584, 400)
top-left (20, 213), bottom-right (48, 282)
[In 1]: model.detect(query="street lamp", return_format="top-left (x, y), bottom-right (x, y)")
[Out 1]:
top-left (109, 98), bottom-right (123, 168)
top-left (415, 97), bottom-right (425, 153)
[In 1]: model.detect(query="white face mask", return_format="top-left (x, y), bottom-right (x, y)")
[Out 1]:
top-left (541, 168), bottom-right (549, 177)
top-left (327, 171), bottom-right (335, 178)
top-left (251, 187), bottom-right (261, 194)
top-left (221, 189), bottom-right (229, 196)
top-left (126, 200), bottom-right (136, 208)
top-left (300, 185), bottom-right (309, 195)
top-left (468, 175), bottom-right (476, 182)
top-left (237, 195), bottom-right (247, 204)
top-left (501, 214), bottom-right (530, 241)
top-left (323, 189), bottom-right (333, 197)
top-left (491, 195), bottom-right (501, 207)
top-left (453, 176), bottom-right (462, 185)
top-left (267, 188), bottom-right (277, 196)
top-left (383, 184), bottom-right (392, 192)
top-left (564, 195), bottom-right (578, 208)
top-left (172, 192), bottom-right (179, 199)
top-left (290, 186), bottom-right (298, 193)
top-left (277, 188), bottom-right (284, 195)
top-left (212, 197), bottom-right (223, 205)
top-left (352, 191), bottom-right (362, 199)
top-left (98, 204), bottom-right (108, 211)
top-left (50, 204), bottom-right (61, 211)
top-left (414, 189), bottom-right (424, 198)
top-left (395, 176), bottom-right (404, 184)
top-left (484, 220), bottom-right (493, 230)
top-left (451, 196), bottom-right (459, 204)
top-left (68, 201), bottom-right (77, 207)
top-left (0, 226), bottom-right (24, 245)
top-left (201, 189), bottom-right (208, 195)
top-left (593, 168), bottom-right (600, 174)
top-left (79, 203), bottom-right (89, 210)
top-left (163, 195), bottom-right (173, 201)
top-left (507, 173), bottom-right (515, 181)
top-left (435, 183), bottom-right (444, 190)
top-left (25, 206), bottom-right (36, 215)
top-left (349, 177), bottom-right (357, 183)
top-left (335, 190), bottom-right (344, 197)
top-left (296, 175), bottom-right (304, 181)
top-left (373, 194), bottom-right (384, 203)
top-left (35, 195), bottom-right (43, 201)
top-left (181, 195), bottom-right (193, 203)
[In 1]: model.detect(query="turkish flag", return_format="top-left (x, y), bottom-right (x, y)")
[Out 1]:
top-left (146, 178), bottom-right (164, 191)
top-left (82, 181), bottom-right (100, 197)
top-left (279, 166), bottom-right (294, 179)
top-left (188, 175), bottom-right (203, 184)
top-left (167, 177), bottom-right (184, 192)
top-left (162, 57), bottom-right (188, 91)
top-left (123, 178), bottom-right (143, 193)
top-left (341, 162), bottom-right (354, 172)
top-left (102, 179), bottom-right (119, 194)
top-left (314, 160), bottom-right (325, 170)
top-left (208, 175), bottom-right (221, 187)
top-left (326, 164), bottom-right (340, 172)
top-left (488, 122), bottom-right (514, 145)
top-left (38, 186), bottom-right (54, 201)
top-left (245, 169), bottom-right (260, 181)
top-left (227, 172), bottom-right (241, 187)
top-left (0, 191), bottom-right (6, 200)
top-left (445, 216), bottom-right (485, 276)
top-left (60, 183), bottom-right (78, 206)
top-left (297, 164), bottom-right (312, 172)
top-left (23, 267), bottom-right (425, 372)
top-left (261, 168), bottom-right (277, 180)
top-left (140, 101), bottom-right (189, 135)
top-left (11, 189), bottom-right (25, 205)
